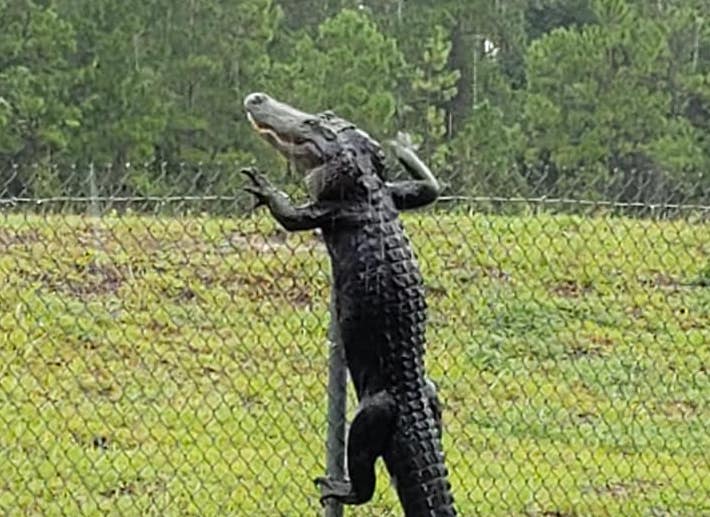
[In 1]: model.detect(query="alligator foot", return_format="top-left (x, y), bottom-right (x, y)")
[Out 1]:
top-left (314, 476), bottom-right (358, 505)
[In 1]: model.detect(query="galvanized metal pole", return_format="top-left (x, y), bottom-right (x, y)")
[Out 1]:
top-left (324, 293), bottom-right (347, 517)
top-left (88, 162), bottom-right (100, 217)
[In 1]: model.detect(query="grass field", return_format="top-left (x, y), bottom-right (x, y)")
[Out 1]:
top-left (0, 208), bottom-right (708, 516)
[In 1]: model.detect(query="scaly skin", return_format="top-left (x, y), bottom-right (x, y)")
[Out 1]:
top-left (242, 92), bottom-right (456, 516)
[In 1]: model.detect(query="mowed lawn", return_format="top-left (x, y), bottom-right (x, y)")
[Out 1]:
top-left (0, 208), bottom-right (708, 516)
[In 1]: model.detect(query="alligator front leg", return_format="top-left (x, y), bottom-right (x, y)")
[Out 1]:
top-left (241, 167), bottom-right (340, 231)
top-left (386, 132), bottom-right (441, 210)
top-left (315, 390), bottom-right (396, 506)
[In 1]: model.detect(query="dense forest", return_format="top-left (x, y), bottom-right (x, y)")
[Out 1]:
top-left (1, 0), bottom-right (708, 203)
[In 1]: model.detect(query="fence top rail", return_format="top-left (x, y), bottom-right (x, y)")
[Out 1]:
top-left (0, 194), bottom-right (709, 212)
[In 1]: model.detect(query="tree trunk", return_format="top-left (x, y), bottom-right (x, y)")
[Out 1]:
top-left (447, 18), bottom-right (475, 136)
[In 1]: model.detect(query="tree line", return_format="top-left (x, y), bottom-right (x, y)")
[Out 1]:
top-left (1, 0), bottom-right (708, 204)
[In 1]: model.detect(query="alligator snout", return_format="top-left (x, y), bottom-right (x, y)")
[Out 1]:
top-left (244, 92), bottom-right (268, 108)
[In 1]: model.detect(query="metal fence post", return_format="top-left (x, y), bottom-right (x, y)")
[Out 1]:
top-left (324, 293), bottom-right (347, 517)
top-left (88, 162), bottom-right (100, 217)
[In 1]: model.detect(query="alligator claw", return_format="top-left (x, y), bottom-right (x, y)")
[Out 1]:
top-left (314, 476), bottom-right (354, 506)
top-left (242, 187), bottom-right (265, 207)
top-left (240, 167), bottom-right (270, 187)
top-left (240, 167), bottom-right (274, 208)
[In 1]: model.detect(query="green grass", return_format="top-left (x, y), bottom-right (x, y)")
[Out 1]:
top-left (0, 208), bottom-right (708, 516)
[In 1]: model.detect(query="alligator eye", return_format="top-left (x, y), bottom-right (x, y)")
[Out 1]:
top-left (320, 127), bottom-right (336, 141)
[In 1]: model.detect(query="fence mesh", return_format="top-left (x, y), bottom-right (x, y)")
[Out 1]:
top-left (1, 162), bottom-right (708, 516)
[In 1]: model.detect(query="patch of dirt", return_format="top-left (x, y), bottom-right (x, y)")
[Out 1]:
top-left (0, 228), bottom-right (40, 251)
top-left (453, 266), bottom-right (512, 286)
top-left (586, 479), bottom-right (663, 498)
top-left (525, 510), bottom-right (577, 517)
top-left (573, 411), bottom-right (598, 424)
top-left (483, 266), bottom-right (512, 282)
top-left (74, 226), bottom-right (118, 248)
top-left (99, 477), bottom-right (167, 499)
top-left (657, 399), bottom-right (699, 419)
top-left (220, 230), bottom-right (322, 255)
top-left (638, 271), bottom-right (694, 290)
top-left (158, 284), bottom-right (198, 302)
top-left (28, 260), bottom-right (128, 299)
top-left (568, 334), bottom-right (614, 358)
top-left (651, 273), bottom-right (680, 287)
top-left (550, 279), bottom-right (593, 298)
top-left (225, 272), bottom-right (321, 307)
top-left (626, 305), bottom-right (644, 319)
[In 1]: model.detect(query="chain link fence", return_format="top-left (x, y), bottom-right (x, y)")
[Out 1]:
top-left (1, 162), bottom-right (708, 516)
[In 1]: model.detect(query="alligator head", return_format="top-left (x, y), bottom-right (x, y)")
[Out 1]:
top-left (244, 92), bottom-right (386, 201)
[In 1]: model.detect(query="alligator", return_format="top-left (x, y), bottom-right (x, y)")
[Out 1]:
top-left (242, 92), bottom-right (456, 516)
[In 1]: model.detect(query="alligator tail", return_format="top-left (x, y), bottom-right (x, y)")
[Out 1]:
top-left (385, 397), bottom-right (457, 516)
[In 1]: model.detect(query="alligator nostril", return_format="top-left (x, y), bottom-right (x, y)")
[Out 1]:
top-left (245, 92), bottom-right (267, 108)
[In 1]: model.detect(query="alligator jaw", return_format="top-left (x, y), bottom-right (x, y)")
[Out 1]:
top-left (246, 111), bottom-right (295, 151)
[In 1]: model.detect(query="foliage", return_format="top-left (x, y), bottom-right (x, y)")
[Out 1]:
top-left (0, 210), bottom-right (707, 515)
top-left (272, 9), bottom-right (406, 136)
top-left (408, 24), bottom-right (460, 169)
top-left (447, 100), bottom-right (527, 196)
top-left (0, 0), bottom-right (708, 204)
top-left (522, 0), bottom-right (708, 202)
top-left (0, 1), bottom-right (78, 164)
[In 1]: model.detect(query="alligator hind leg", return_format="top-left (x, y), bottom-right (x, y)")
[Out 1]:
top-left (315, 390), bottom-right (396, 505)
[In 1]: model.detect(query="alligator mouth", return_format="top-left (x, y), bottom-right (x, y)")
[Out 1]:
top-left (246, 112), bottom-right (297, 148)
top-left (246, 107), bottom-right (312, 147)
